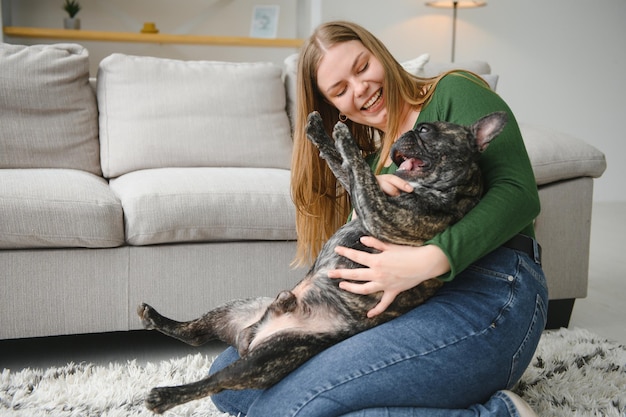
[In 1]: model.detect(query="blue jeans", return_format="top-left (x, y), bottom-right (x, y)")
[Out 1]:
top-left (209, 246), bottom-right (548, 417)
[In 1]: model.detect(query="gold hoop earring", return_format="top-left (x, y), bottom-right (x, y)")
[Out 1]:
top-left (339, 113), bottom-right (348, 122)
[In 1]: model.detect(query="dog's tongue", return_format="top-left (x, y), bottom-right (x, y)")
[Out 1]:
top-left (398, 158), bottom-right (423, 171)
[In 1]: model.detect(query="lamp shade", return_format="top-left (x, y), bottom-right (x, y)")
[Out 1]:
top-left (425, 1), bottom-right (486, 8)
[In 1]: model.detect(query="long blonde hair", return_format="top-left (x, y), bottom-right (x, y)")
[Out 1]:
top-left (291, 21), bottom-right (444, 266)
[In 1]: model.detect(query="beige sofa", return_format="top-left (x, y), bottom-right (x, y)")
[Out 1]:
top-left (0, 43), bottom-right (606, 341)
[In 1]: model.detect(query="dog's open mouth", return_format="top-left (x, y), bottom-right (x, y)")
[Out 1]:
top-left (393, 152), bottom-right (430, 172)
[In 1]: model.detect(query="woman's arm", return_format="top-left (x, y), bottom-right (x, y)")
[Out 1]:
top-left (424, 73), bottom-right (540, 279)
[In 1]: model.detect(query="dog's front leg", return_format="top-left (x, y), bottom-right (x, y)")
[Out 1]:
top-left (332, 122), bottom-right (433, 244)
top-left (138, 298), bottom-right (272, 348)
top-left (306, 112), bottom-right (351, 193)
top-left (332, 122), bottom-right (392, 229)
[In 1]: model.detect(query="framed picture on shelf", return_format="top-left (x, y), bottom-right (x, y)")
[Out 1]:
top-left (250, 5), bottom-right (280, 38)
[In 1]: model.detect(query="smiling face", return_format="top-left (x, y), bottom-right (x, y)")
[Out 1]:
top-left (316, 40), bottom-right (388, 131)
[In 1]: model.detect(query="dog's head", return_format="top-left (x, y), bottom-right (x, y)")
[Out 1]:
top-left (391, 112), bottom-right (507, 187)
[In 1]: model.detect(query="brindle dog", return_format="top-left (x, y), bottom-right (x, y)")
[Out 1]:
top-left (138, 111), bottom-right (507, 413)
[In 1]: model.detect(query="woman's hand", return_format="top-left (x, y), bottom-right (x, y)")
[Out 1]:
top-left (352, 175), bottom-right (413, 220)
top-left (376, 174), bottom-right (413, 196)
top-left (328, 237), bottom-right (450, 318)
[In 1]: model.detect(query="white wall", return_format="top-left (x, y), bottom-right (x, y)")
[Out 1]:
top-left (319, 0), bottom-right (625, 202)
top-left (5, 0), bottom-right (303, 70)
top-left (4, 0), bottom-right (625, 201)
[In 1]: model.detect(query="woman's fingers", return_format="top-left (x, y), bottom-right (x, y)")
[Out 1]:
top-left (376, 174), bottom-right (413, 196)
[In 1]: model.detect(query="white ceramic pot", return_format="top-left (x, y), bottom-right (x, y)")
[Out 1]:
top-left (63, 17), bottom-right (81, 30)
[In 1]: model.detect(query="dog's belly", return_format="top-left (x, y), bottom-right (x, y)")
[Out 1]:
top-left (243, 217), bottom-right (433, 355)
top-left (247, 308), bottom-right (347, 352)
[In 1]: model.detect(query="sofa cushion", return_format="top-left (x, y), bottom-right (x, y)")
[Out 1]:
top-left (0, 169), bottom-right (124, 249)
top-left (0, 43), bottom-right (101, 175)
top-left (109, 167), bottom-right (296, 246)
top-left (97, 54), bottom-right (293, 178)
top-left (520, 123), bottom-right (607, 185)
top-left (417, 59), bottom-right (492, 78)
top-left (403, 55), bottom-right (498, 90)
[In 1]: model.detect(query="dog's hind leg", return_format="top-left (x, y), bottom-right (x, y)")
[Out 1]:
top-left (144, 331), bottom-right (346, 414)
top-left (137, 298), bottom-right (272, 347)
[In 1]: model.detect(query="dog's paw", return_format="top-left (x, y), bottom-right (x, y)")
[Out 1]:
top-left (306, 111), bottom-right (323, 129)
top-left (305, 111), bottom-right (333, 148)
top-left (137, 303), bottom-right (160, 330)
top-left (332, 122), bottom-right (359, 158)
top-left (145, 387), bottom-right (177, 414)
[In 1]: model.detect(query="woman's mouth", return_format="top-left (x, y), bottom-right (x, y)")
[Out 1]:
top-left (361, 89), bottom-right (382, 111)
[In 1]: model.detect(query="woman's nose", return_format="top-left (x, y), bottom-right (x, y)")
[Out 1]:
top-left (353, 78), bottom-right (368, 97)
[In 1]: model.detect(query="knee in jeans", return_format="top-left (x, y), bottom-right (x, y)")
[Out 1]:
top-left (507, 294), bottom-right (547, 387)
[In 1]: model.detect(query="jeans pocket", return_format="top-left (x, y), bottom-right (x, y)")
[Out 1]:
top-left (506, 293), bottom-right (547, 388)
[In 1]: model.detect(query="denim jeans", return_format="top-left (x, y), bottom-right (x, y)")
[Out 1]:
top-left (209, 245), bottom-right (548, 417)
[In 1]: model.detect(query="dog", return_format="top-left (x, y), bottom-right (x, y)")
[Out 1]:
top-left (137, 111), bottom-right (507, 413)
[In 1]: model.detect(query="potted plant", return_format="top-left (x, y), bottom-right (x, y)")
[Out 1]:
top-left (63, 0), bottom-right (81, 30)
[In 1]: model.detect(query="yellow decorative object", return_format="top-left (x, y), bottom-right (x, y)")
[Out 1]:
top-left (140, 22), bottom-right (159, 34)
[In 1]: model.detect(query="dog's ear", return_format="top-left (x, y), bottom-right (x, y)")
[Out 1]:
top-left (471, 111), bottom-right (508, 152)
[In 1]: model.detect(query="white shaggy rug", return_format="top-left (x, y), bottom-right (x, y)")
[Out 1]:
top-left (1, 328), bottom-right (625, 417)
top-left (512, 328), bottom-right (626, 417)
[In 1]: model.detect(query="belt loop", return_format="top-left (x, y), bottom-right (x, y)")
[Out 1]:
top-left (532, 238), bottom-right (542, 266)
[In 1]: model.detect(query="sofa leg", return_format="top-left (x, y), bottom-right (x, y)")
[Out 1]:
top-left (545, 299), bottom-right (575, 329)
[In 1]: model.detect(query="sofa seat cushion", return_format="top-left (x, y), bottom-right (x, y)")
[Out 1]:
top-left (97, 54), bottom-right (293, 178)
top-left (520, 123), bottom-right (607, 185)
top-left (0, 169), bottom-right (124, 249)
top-left (109, 167), bottom-right (296, 246)
top-left (0, 43), bottom-right (101, 175)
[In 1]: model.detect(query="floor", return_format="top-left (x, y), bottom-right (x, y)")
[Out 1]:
top-left (1, 202), bottom-right (625, 372)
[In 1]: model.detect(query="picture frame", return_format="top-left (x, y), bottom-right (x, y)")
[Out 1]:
top-left (250, 5), bottom-right (280, 39)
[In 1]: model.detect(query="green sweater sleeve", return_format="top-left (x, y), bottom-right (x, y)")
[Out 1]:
top-left (383, 72), bottom-right (540, 280)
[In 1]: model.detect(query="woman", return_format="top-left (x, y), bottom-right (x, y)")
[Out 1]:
top-left (210, 21), bottom-right (547, 417)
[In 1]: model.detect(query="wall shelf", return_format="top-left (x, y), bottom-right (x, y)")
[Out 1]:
top-left (3, 26), bottom-right (304, 48)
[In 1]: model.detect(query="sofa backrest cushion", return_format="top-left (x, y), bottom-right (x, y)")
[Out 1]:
top-left (97, 54), bottom-right (293, 178)
top-left (520, 123), bottom-right (607, 185)
top-left (0, 43), bottom-right (101, 175)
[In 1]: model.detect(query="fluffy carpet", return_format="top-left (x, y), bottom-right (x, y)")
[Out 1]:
top-left (512, 328), bottom-right (626, 417)
top-left (1, 328), bottom-right (625, 416)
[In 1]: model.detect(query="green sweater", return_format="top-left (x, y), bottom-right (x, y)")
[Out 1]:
top-left (375, 72), bottom-right (539, 281)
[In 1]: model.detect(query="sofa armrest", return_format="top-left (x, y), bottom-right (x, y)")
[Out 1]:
top-left (520, 123), bottom-right (607, 185)
top-left (521, 124), bottom-right (606, 329)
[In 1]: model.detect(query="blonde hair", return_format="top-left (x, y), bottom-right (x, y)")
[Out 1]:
top-left (291, 21), bottom-right (449, 266)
